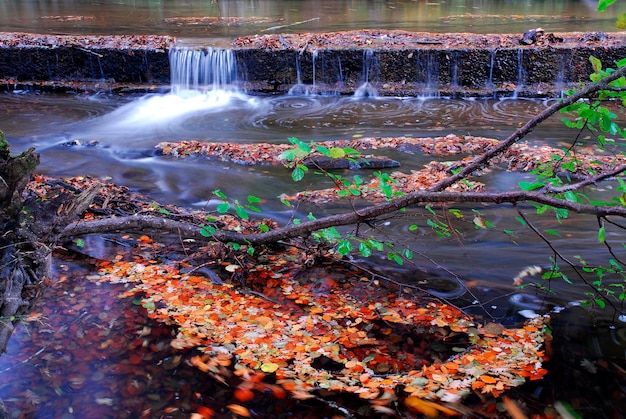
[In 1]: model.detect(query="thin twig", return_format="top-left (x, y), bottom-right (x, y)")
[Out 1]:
top-left (262, 17), bottom-right (320, 32)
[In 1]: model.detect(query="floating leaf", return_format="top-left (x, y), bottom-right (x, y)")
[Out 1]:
top-left (260, 362), bottom-right (280, 373)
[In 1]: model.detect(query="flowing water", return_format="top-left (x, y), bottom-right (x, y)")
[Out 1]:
top-left (1, 0), bottom-right (626, 416)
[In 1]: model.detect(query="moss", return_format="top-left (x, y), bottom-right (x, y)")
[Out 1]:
top-left (0, 130), bottom-right (9, 160)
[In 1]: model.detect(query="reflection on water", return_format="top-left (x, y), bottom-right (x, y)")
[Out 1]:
top-left (0, 254), bottom-right (227, 417)
top-left (0, 0), bottom-right (624, 37)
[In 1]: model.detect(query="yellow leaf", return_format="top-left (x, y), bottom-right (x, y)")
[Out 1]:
top-left (260, 362), bottom-right (279, 373)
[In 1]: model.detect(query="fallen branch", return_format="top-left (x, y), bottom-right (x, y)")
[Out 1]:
top-left (62, 188), bottom-right (626, 245)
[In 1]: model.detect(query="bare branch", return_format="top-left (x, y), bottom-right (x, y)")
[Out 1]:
top-left (543, 164), bottom-right (626, 193)
top-left (62, 189), bottom-right (626, 245)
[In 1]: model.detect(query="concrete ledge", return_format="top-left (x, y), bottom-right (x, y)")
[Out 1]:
top-left (1, 31), bottom-right (625, 97)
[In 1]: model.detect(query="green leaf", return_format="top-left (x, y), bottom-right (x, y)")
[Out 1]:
top-left (564, 190), bottom-right (578, 203)
top-left (292, 166), bottom-right (306, 182)
top-left (288, 137), bottom-right (311, 153)
top-left (279, 149), bottom-right (296, 162)
top-left (594, 298), bottom-right (606, 309)
top-left (247, 195), bottom-right (262, 203)
top-left (235, 206), bottom-right (249, 220)
top-left (590, 55), bottom-right (603, 73)
top-left (329, 148), bottom-right (346, 158)
top-left (387, 252), bottom-right (403, 265)
top-left (403, 248), bottom-right (414, 260)
top-left (259, 223), bottom-right (270, 233)
top-left (408, 224), bottom-right (418, 231)
top-left (213, 189), bottom-right (227, 199)
top-left (544, 229), bottom-right (561, 237)
top-left (367, 238), bottom-right (384, 251)
top-left (598, 225), bottom-right (606, 243)
top-left (598, 0), bottom-right (617, 12)
top-left (316, 145), bottom-right (331, 156)
top-left (519, 181), bottom-right (544, 191)
top-left (448, 208), bottom-right (463, 218)
top-left (337, 189), bottom-right (351, 197)
top-left (359, 241), bottom-right (372, 257)
top-left (337, 239), bottom-right (353, 256)
top-left (216, 202), bottom-right (230, 213)
top-left (200, 225), bottom-right (216, 237)
top-left (74, 238), bottom-right (85, 248)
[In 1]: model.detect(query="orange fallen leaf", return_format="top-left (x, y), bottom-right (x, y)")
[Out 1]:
top-left (479, 375), bottom-right (498, 384)
top-left (227, 404), bottom-right (251, 417)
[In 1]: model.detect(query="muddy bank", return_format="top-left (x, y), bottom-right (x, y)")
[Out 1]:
top-left (0, 30), bottom-right (625, 96)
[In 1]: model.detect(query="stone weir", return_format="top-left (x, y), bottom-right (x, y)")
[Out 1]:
top-left (1, 30), bottom-right (625, 97)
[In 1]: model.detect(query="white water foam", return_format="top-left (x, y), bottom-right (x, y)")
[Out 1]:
top-left (71, 46), bottom-right (261, 144)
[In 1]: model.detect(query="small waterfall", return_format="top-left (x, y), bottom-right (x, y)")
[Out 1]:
top-left (288, 50), bottom-right (336, 96)
top-left (311, 50), bottom-right (318, 89)
top-left (336, 56), bottom-right (344, 86)
top-left (486, 49), bottom-right (496, 88)
top-left (513, 49), bottom-right (526, 98)
top-left (169, 46), bottom-right (238, 93)
top-left (288, 53), bottom-right (315, 95)
top-left (354, 49), bottom-right (378, 98)
top-left (449, 51), bottom-right (460, 88)
top-left (555, 50), bottom-right (570, 95)
top-left (415, 50), bottom-right (440, 98)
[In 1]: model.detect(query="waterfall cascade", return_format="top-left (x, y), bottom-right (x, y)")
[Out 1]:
top-left (169, 46), bottom-right (238, 93)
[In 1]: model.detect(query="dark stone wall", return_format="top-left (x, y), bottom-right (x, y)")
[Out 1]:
top-left (235, 44), bottom-right (626, 97)
top-left (1, 32), bottom-right (625, 97)
top-left (0, 47), bottom-right (170, 84)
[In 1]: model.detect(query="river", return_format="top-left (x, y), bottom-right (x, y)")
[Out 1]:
top-left (0, 0), bottom-right (625, 417)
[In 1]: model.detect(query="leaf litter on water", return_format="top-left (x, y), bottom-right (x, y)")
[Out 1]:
top-left (96, 239), bottom-right (549, 414)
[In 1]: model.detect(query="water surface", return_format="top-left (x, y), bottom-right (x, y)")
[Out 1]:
top-left (0, 0), bottom-right (624, 38)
